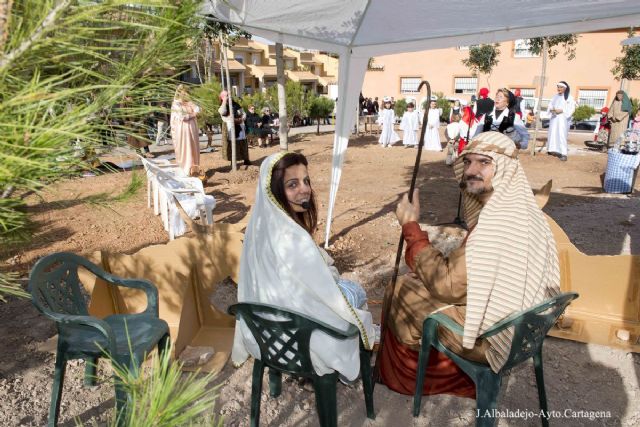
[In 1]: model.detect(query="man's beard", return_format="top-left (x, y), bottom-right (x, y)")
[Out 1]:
top-left (460, 176), bottom-right (494, 195)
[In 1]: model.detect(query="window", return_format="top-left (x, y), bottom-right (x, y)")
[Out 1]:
top-left (251, 53), bottom-right (261, 65)
top-left (578, 89), bottom-right (608, 109)
top-left (511, 88), bottom-right (535, 98)
top-left (454, 77), bottom-right (477, 94)
top-left (400, 77), bottom-right (421, 94)
top-left (234, 55), bottom-right (244, 64)
top-left (457, 45), bottom-right (478, 51)
top-left (513, 39), bottom-right (539, 58)
top-left (285, 59), bottom-right (294, 70)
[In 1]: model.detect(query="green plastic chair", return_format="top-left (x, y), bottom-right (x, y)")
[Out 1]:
top-left (229, 303), bottom-right (375, 427)
top-left (28, 252), bottom-right (170, 427)
top-left (413, 292), bottom-right (579, 427)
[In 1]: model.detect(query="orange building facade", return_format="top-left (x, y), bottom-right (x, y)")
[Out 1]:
top-left (361, 29), bottom-right (640, 112)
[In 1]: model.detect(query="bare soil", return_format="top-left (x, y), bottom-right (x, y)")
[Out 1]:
top-left (1, 130), bottom-right (639, 426)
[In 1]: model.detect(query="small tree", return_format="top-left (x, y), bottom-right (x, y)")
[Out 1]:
top-left (308, 96), bottom-right (334, 134)
top-left (394, 99), bottom-right (407, 118)
top-left (611, 29), bottom-right (640, 83)
top-left (572, 105), bottom-right (596, 122)
top-left (191, 79), bottom-right (224, 146)
top-left (461, 44), bottom-right (500, 90)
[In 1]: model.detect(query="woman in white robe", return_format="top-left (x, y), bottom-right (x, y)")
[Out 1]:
top-left (546, 81), bottom-right (576, 161)
top-left (400, 102), bottom-right (421, 147)
top-left (424, 100), bottom-right (442, 151)
top-left (232, 152), bottom-right (375, 380)
top-left (170, 84), bottom-right (201, 176)
top-left (376, 99), bottom-right (400, 147)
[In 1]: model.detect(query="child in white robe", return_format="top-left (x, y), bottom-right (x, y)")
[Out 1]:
top-left (424, 100), bottom-right (442, 151)
top-left (376, 98), bottom-right (400, 147)
top-left (400, 102), bottom-right (421, 147)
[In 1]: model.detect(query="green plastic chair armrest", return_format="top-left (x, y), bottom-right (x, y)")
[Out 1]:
top-left (55, 313), bottom-right (117, 351)
top-left (103, 277), bottom-right (159, 316)
top-left (427, 312), bottom-right (464, 336)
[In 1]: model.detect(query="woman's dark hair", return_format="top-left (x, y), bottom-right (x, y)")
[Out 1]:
top-left (270, 152), bottom-right (318, 234)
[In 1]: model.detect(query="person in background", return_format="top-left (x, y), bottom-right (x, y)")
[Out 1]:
top-left (424, 100), bottom-right (442, 151)
top-left (608, 90), bottom-right (632, 145)
top-left (245, 105), bottom-right (261, 147)
top-left (170, 84), bottom-right (202, 176)
top-left (449, 100), bottom-right (461, 123)
top-left (546, 81), bottom-right (576, 161)
top-left (376, 97), bottom-right (400, 147)
top-left (219, 90), bottom-right (250, 166)
top-left (477, 88), bottom-right (529, 149)
top-left (474, 87), bottom-right (494, 118)
top-left (631, 110), bottom-right (640, 131)
top-left (257, 106), bottom-right (272, 148)
top-left (513, 89), bottom-right (525, 119)
top-left (400, 102), bottom-right (421, 148)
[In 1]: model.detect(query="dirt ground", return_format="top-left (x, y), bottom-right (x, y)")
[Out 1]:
top-left (1, 129), bottom-right (639, 426)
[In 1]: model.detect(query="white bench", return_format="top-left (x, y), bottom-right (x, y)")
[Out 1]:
top-left (139, 156), bottom-right (215, 239)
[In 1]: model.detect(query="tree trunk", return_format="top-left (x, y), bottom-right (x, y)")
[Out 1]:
top-left (220, 36), bottom-right (236, 170)
top-left (275, 43), bottom-right (288, 150)
top-left (317, 117), bottom-right (320, 135)
top-left (531, 38), bottom-right (548, 156)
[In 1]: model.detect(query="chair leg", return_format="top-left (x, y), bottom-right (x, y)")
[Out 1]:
top-left (312, 373), bottom-right (338, 427)
top-left (533, 352), bottom-right (550, 427)
top-left (268, 369), bottom-right (282, 397)
top-left (49, 354), bottom-right (66, 427)
top-left (359, 349), bottom-right (375, 419)
top-left (250, 360), bottom-right (265, 427)
top-left (475, 371), bottom-right (502, 427)
top-left (413, 320), bottom-right (436, 417)
top-left (157, 333), bottom-right (170, 356)
top-left (84, 357), bottom-right (98, 386)
top-left (113, 358), bottom-right (139, 427)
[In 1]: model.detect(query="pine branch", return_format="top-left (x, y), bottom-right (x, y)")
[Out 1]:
top-left (0, 0), bottom-right (72, 71)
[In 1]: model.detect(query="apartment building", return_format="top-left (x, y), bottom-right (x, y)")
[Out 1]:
top-left (183, 37), bottom-right (338, 97)
top-left (361, 29), bottom-right (640, 112)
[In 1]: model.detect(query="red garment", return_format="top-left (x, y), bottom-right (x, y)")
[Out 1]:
top-left (379, 221), bottom-right (476, 398)
top-left (379, 329), bottom-right (476, 398)
top-left (479, 87), bottom-right (490, 99)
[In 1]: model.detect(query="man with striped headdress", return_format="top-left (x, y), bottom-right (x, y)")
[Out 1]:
top-left (379, 131), bottom-right (560, 395)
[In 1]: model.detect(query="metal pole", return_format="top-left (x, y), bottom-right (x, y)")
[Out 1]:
top-left (531, 38), bottom-right (548, 156)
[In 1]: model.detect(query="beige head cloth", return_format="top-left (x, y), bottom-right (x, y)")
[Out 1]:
top-left (453, 132), bottom-right (560, 372)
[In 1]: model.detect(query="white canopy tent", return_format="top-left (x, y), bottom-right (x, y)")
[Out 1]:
top-left (203, 0), bottom-right (640, 246)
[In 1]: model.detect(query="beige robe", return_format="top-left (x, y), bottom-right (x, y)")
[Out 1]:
top-left (170, 100), bottom-right (200, 175)
top-left (608, 99), bottom-right (630, 145)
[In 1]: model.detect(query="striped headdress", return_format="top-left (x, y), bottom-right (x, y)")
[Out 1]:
top-left (453, 132), bottom-right (560, 372)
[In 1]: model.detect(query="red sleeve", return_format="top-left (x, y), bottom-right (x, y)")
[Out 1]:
top-left (402, 221), bottom-right (430, 272)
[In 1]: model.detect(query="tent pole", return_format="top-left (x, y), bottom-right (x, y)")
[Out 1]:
top-left (374, 81), bottom-right (431, 385)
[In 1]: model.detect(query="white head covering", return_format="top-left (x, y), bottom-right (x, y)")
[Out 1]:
top-left (232, 152), bottom-right (374, 378)
top-left (453, 132), bottom-right (560, 372)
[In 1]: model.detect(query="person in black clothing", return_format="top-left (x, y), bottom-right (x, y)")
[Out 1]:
top-left (474, 87), bottom-right (494, 118)
top-left (218, 90), bottom-right (250, 165)
top-left (257, 106), bottom-right (273, 147)
top-left (245, 105), bottom-right (261, 146)
top-left (513, 89), bottom-right (524, 119)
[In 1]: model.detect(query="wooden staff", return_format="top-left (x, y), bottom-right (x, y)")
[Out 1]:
top-left (373, 81), bottom-right (431, 384)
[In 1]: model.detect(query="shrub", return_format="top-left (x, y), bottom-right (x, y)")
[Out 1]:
top-left (573, 105), bottom-right (596, 122)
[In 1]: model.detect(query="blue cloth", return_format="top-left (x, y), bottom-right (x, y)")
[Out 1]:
top-left (604, 149), bottom-right (640, 194)
top-left (337, 278), bottom-right (367, 309)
